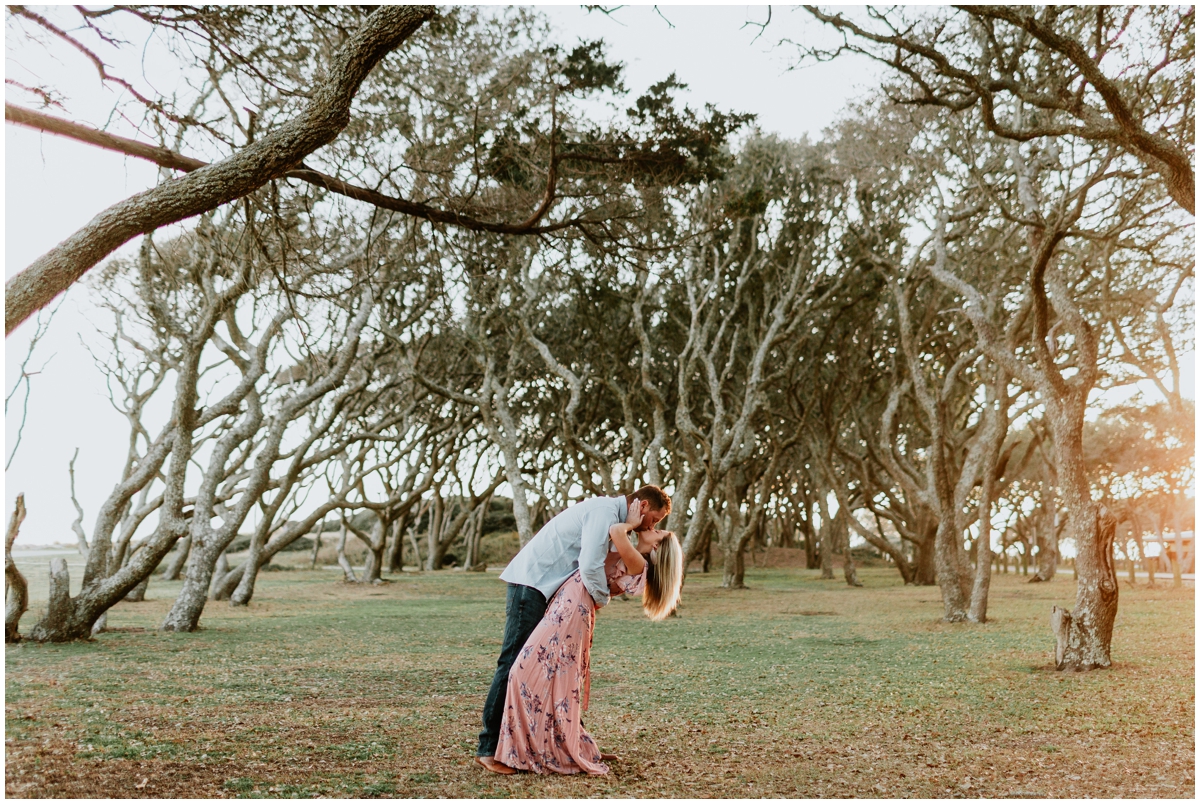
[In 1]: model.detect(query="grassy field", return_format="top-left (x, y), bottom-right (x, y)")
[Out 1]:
top-left (4, 560), bottom-right (1194, 798)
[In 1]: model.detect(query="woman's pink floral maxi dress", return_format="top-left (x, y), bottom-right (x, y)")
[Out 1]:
top-left (494, 549), bottom-right (646, 775)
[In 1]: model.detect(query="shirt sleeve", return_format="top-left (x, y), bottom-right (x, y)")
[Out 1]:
top-left (579, 507), bottom-right (614, 609)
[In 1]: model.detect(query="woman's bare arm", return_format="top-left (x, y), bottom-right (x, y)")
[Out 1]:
top-left (608, 522), bottom-right (647, 575)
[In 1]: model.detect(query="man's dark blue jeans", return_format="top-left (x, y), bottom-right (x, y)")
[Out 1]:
top-left (477, 583), bottom-right (548, 757)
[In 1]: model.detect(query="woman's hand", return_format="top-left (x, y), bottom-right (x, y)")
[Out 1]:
top-left (625, 498), bottom-right (646, 529)
top-left (609, 521), bottom-right (647, 576)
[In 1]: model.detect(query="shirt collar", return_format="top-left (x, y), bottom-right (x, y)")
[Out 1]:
top-left (616, 495), bottom-right (628, 521)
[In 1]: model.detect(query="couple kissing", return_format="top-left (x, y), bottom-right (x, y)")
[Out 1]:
top-left (475, 485), bottom-right (683, 776)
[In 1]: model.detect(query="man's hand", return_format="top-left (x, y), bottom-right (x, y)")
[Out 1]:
top-left (625, 498), bottom-right (645, 529)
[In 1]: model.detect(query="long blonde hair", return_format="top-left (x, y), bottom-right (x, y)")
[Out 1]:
top-left (643, 531), bottom-right (683, 621)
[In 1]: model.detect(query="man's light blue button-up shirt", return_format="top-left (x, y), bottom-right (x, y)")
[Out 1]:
top-left (499, 495), bottom-right (628, 608)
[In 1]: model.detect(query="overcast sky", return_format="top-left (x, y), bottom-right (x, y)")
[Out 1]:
top-left (4, 5), bottom-right (1192, 546)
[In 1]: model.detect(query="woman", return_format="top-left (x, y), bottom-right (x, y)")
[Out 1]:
top-left (493, 519), bottom-right (683, 775)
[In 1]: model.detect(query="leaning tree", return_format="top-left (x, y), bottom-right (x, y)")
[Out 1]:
top-left (6, 5), bottom-right (750, 334)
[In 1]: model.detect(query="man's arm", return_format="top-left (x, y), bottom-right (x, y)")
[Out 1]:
top-left (579, 508), bottom-right (615, 608)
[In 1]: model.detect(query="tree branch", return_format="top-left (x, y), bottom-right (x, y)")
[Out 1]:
top-left (5, 5), bottom-right (435, 335)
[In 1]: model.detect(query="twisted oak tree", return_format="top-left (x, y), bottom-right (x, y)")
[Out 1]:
top-left (5, 6), bottom-right (435, 334)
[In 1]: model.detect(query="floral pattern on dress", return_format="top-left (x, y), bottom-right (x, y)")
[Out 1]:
top-left (494, 556), bottom-right (647, 776)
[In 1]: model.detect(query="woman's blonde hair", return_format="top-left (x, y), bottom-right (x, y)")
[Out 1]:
top-left (643, 531), bottom-right (683, 621)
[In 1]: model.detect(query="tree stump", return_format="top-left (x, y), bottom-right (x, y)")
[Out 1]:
top-left (28, 558), bottom-right (74, 642)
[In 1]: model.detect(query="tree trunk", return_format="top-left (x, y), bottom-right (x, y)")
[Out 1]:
top-left (912, 529), bottom-right (937, 585)
top-left (778, 517), bottom-right (795, 549)
top-left (222, 553), bottom-right (261, 605)
top-left (336, 523), bottom-right (358, 582)
top-left (360, 515), bottom-right (387, 584)
top-left (68, 451), bottom-right (90, 556)
top-left (968, 506), bottom-right (993, 623)
top-left (934, 517), bottom-right (969, 621)
top-left (463, 496), bottom-right (491, 571)
top-left (312, 526), bottom-right (324, 570)
top-left (1124, 530), bottom-right (1136, 586)
top-left (208, 551), bottom-right (229, 599)
top-left (865, 524), bottom-right (914, 584)
top-left (715, 498), bottom-right (741, 589)
top-left (486, 386), bottom-right (536, 548)
top-left (224, 520), bottom-right (317, 605)
top-left (1030, 501), bottom-right (1059, 582)
top-left (162, 533), bottom-right (191, 581)
top-left (800, 490), bottom-right (818, 569)
top-left (119, 545), bottom-right (154, 602)
top-left (700, 522), bottom-right (713, 573)
top-left (344, 513), bottom-right (390, 584)
top-left (430, 499), bottom-right (475, 570)
top-left (1051, 511), bottom-right (1118, 671)
top-left (462, 506), bottom-right (477, 571)
top-left (838, 510), bottom-right (861, 588)
top-left (424, 494), bottom-right (443, 572)
top-left (1144, 523), bottom-right (1157, 586)
top-left (969, 375), bottom-right (1007, 622)
top-left (362, 544), bottom-right (385, 582)
top-left (1031, 451), bottom-right (1061, 583)
top-left (5, 494), bottom-right (29, 642)
top-left (1129, 515), bottom-right (1145, 586)
top-left (716, 471), bottom-right (764, 590)
top-left (803, 524), bottom-right (817, 568)
top-left (819, 516), bottom-right (834, 579)
top-left (29, 525), bottom-right (183, 641)
top-left (722, 543), bottom-right (747, 589)
top-left (719, 517), bottom-right (755, 590)
top-left (1170, 502), bottom-right (1185, 589)
top-left (124, 573), bottom-right (151, 602)
top-left (160, 530), bottom-right (225, 632)
top-left (386, 515), bottom-right (405, 572)
top-left (406, 522), bottom-right (423, 571)
top-left (1044, 383), bottom-right (1119, 671)
top-left (677, 470), bottom-right (710, 572)
top-left (223, 521), bottom-right (272, 601)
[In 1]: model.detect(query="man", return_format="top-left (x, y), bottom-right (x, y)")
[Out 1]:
top-left (475, 484), bottom-right (672, 774)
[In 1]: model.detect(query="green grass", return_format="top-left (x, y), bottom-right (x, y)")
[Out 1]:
top-left (5, 564), bottom-right (1194, 797)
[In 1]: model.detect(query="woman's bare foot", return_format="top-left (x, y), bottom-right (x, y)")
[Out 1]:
top-left (600, 752), bottom-right (620, 762)
top-left (475, 756), bottom-right (515, 775)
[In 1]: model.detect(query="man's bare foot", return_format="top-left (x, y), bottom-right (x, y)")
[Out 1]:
top-left (600, 752), bottom-right (620, 762)
top-left (475, 756), bottom-right (515, 775)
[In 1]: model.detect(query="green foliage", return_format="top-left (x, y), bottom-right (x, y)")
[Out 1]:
top-left (560, 40), bottom-right (624, 93)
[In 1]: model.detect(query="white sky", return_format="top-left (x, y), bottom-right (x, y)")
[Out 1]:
top-left (3, 5), bottom-right (1193, 546)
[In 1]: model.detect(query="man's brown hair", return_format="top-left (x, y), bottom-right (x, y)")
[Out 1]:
top-left (628, 484), bottom-right (671, 516)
